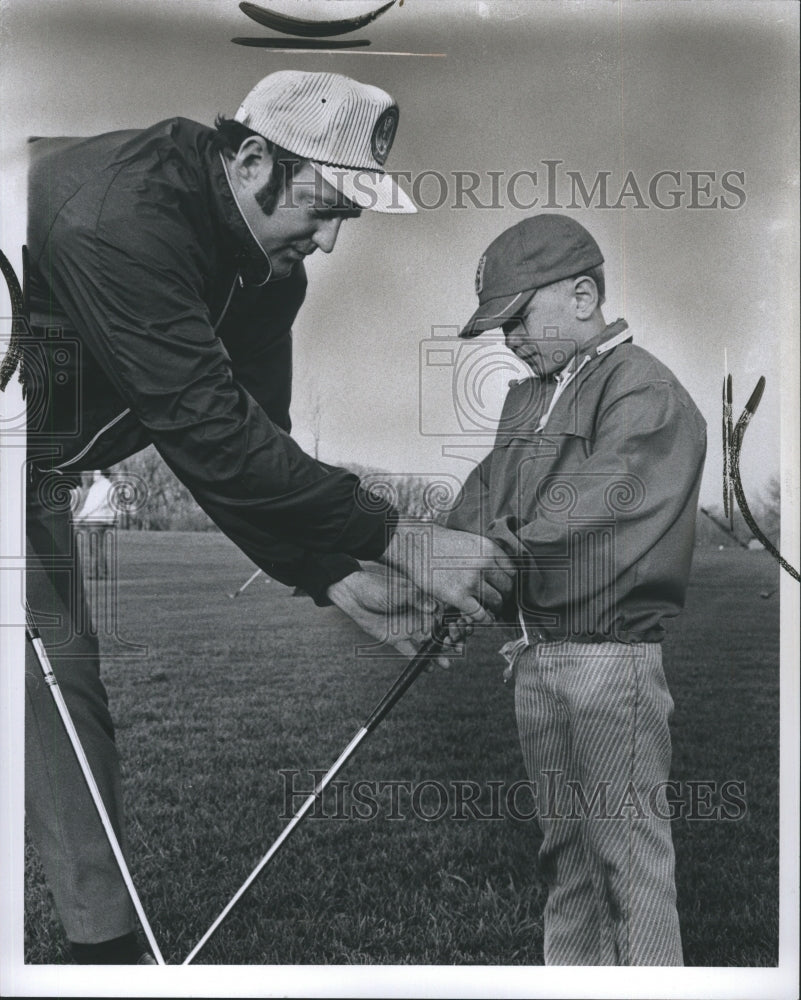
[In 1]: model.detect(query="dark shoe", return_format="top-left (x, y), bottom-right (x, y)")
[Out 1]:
top-left (71, 932), bottom-right (154, 964)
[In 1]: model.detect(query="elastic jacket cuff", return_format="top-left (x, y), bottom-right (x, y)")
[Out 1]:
top-left (262, 551), bottom-right (360, 607)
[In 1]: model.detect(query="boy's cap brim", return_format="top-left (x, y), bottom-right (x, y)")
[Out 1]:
top-left (459, 288), bottom-right (536, 338)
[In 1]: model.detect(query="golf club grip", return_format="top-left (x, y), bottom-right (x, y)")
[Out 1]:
top-left (363, 611), bottom-right (456, 734)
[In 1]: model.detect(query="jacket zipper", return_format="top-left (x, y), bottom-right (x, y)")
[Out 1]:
top-left (535, 326), bottom-right (633, 434)
top-left (213, 271), bottom-right (241, 333)
top-left (53, 407), bottom-right (133, 470)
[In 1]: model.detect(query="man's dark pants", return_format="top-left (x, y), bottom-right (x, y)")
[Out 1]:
top-left (25, 486), bottom-right (135, 944)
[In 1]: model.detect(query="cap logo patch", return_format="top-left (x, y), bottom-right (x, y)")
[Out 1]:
top-left (475, 254), bottom-right (487, 295)
top-left (371, 107), bottom-right (399, 165)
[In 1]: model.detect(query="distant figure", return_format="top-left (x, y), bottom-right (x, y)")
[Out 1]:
top-left (73, 470), bottom-right (116, 580)
top-left (74, 469), bottom-right (117, 526)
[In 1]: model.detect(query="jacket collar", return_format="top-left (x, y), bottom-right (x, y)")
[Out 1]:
top-left (534, 320), bottom-right (631, 431)
top-left (575, 318), bottom-right (632, 363)
top-left (544, 318), bottom-right (630, 379)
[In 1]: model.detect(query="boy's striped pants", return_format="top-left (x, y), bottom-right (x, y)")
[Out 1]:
top-left (514, 640), bottom-right (683, 966)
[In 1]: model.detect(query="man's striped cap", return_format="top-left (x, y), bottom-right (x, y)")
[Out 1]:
top-left (234, 70), bottom-right (416, 214)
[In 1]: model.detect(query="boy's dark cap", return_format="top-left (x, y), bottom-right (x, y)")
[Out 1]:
top-left (460, 214), bottom-right (604, 338)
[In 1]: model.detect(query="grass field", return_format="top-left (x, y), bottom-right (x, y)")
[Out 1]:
top-left (24, 532), bottom-right (781, 966)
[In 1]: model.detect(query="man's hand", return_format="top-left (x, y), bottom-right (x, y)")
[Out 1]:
top-left (379, 523), bottom-right (515, 622)
top-left (326, 564), bottom-right (468, 669)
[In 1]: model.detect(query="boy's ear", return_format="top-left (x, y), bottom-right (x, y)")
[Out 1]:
top-left (572, 275), bottom-right (599, 319)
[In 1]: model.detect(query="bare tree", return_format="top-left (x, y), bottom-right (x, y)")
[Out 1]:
top-left (307, 381), bottom-right (323, 461)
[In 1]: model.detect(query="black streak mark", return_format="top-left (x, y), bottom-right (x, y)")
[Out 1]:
top-left (232, 37), bottom-right (371, 49)
top-left (723, 371), bottom-right (799, 581)
top-left (0, 248), bottom-right (27, 396)
top-left (239, 0), bottom-right (396, 38)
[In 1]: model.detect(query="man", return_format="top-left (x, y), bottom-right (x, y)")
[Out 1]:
top-left (10, 70), bottom-right (512, 963)
top-left (445, 214), bottom-right (706, 965)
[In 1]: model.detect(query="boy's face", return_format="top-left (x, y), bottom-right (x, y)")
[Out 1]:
top-left (502, 282), bottom-right (578, 378)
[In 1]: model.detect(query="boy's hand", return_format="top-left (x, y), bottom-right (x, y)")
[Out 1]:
top-left (380, 524), bottom-right (514, 622)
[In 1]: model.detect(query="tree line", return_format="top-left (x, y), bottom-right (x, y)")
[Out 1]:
top-left (74, 445), bottom-right (781, 548)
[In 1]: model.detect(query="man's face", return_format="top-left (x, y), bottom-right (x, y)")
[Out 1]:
top-left (502, 281), bottom-right (578, 378)
top-left (233, 144), bottom-right (361, 278)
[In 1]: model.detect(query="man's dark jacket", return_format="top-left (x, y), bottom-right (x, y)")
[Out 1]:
top-left (25, 117), bottom-right (391, 602)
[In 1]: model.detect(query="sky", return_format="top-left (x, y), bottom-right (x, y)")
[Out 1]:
top-left (0, 0), bottom-right (799, 514)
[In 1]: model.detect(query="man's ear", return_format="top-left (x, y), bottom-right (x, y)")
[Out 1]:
top-left (230, 136), bottom-right (274, 186)
top-left (572, 275), bottom-right (599, 320)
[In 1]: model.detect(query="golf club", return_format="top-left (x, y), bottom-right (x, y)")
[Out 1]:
top-left (228, 567), bottom-right (264, 599)
top-left (25, 603), bottom-right (166, 965)
top-left (183, 610), bottom-right (455, 964)
top-left (699, 507), bottom-right (749, 550)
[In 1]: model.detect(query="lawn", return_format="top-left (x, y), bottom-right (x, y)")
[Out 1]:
top-left (23, 533), bottom-right (781, 966)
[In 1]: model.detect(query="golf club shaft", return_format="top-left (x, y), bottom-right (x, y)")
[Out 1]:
top-left (231, 568), bottom-right (262, 598)
top-left (183, 614), bottom-right (453, 965)
top-left (699, 507), bottom-right (750, 550)
top-left (25, 604), bottom-right (166, 965)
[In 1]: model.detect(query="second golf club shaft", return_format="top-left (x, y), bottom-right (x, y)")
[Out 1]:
top-left (25, 605), bottom-right (166, 965)
top-left (183, 613), bottom-right (453, 964)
